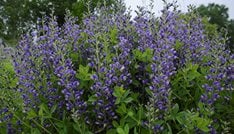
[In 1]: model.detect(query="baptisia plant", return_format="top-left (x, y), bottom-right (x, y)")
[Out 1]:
top-left (1, 1), bottom-right (232, 133)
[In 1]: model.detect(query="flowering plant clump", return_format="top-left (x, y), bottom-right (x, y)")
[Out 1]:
top-left (0, 1), bottom-right (233, 134)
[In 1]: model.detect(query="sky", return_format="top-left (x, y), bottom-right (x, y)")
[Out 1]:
top-left (124, 0), bottom-right (234, 19)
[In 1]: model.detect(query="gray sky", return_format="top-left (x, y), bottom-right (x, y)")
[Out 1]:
top-left (124, 0), bottom-right (234, 19)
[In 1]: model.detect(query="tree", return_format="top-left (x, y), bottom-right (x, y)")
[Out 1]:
top-left (72, 0), bottom-right (118, 22)
top-left (197, 3), bottom-right (229, 27)
top-left (0, 0), bottom-right (118, 46)
top-left (227, 20), bottom-right (234, 50)
top-left (196, 3), bottom-right (234, 51)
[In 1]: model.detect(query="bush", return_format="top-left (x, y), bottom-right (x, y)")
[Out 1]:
top-left (0, 2), bottom-right (233, 134)
top-left (0, 45), bottom-right (22, 134)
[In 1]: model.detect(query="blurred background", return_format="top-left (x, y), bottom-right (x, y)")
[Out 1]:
top-left (125, 0), bottom-right (234, 19)
top-left (0, 0), bottom-right (233, 50)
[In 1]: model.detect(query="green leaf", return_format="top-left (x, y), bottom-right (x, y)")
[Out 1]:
top-left (167, 123), bottom-right (173, 134)
top-left (127, 111), bottom-right (134, 117)
top-left (27, 109), bottom-right (37, 119)
top-left (113, 121), bottom-right (119, 128)
top-left (51, 105), bottom-right (57, 114)
top-left (124, 124), bottom-right (129, 134)
top-left (55, 122), bottom-right (64, 128)
top-left (39, 103), bottom-right (50, 115)
top-left (133, 49), bottom-right (142, 59)
top-left (122, 90), bottom-right (130, 100)
top-left (137, 105), bottom-right (144, 122)
top-left (117, 127), bottom-right (125, 134)
top-left (73, 123), bottom-right (80, 132)
top-left (125, 118), bottom-right (137, 129)
top-left (3, 62), bottom-right (14, 72)
top-left (70, 52), bottom-right (79, 62)
top-left (114, 87), bottom-right (131, 105)
top-left (76, 65), bottom-right (91, 81)
top-left (107, 129), bottom-right (117, 134)
top-left (131, 93), bottom-right (139, 102)
top-left (113, 86), bottom-right (125, 98)
top-left (142, 48), bottom-right (153, 62)
top-left (175, 40), bottom-right (184, 50)
top-left (194, 117), bottom-right (210, 132)
top-left (116, 104), bottom-right (127, 114)
top-left (88, 95), bottom-right (97, 102)
top-left (115, 98), bottom-right (121, 105)
top-left (182, 63), bottom-right (201, 81)
top-left (198, 102), bottom-right (204, 111)
top-left (187, 70), bottom-right (201, 81)
top-left (133, 48), bottom-right (153, 62)
top-left (124, 97), bottom-right (133, 104)
top-left (176, 111), bottom-right (187, 124)
top-left (85, 131), bottom-right (93, 134)
top-left (134, 127), bottom-right (139, 134)
top-left (145, 88), bottom-right (153, 96)
top-left (120, 118), bottom-right (125, 127)
top-left (110, 26), bottom-right (118, 44)
top-left (171, 104), bottom-right (179, 116)
top-left (31, 128), bottom-right (41, 134)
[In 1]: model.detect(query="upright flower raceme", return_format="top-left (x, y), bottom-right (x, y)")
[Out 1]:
top-left (80, 8), bottom-right (135, 129)
top-left (13, 16), bottom-right (86, 118)
top-left (141, 9), bottom-right (178, 131)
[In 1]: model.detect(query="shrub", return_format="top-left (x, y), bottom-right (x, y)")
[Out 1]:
top-left (0, 45), bottom-right (22, 134)
top-left (0, 2), bottom-right (233, 134)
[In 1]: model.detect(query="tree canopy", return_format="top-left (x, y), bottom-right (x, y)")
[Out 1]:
top-left (197, 3), bottom-right (229, 26)
top-left (196, 3), bottom-right (234, 51)
top-left (0, 0), bottom-right (118, 45)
